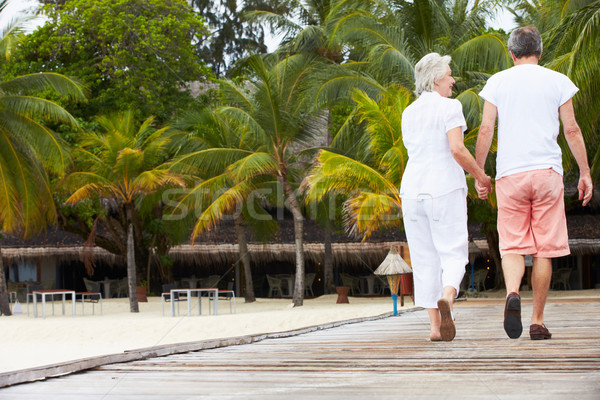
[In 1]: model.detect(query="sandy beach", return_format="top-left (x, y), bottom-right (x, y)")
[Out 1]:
top-left (1, 289), bottom-right (598, 375)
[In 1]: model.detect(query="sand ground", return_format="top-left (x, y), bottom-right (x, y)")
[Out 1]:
top-left (1, 288), bottom-right (598, 374)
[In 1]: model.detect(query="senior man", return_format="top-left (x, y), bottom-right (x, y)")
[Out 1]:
top-left (475, 26), bottom-right (593, 340)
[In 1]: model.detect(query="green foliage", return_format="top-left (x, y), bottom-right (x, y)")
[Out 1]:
top-left (0, 3), bottom-right (86, 237)
top-left (304, 84), bottom-right (412, 239)
top-left (192, 0), bottom-right (275, 76)
top-left (10, 0), bottom-right (212, 123)
top-left (246, 0), bottom-right (344, 62)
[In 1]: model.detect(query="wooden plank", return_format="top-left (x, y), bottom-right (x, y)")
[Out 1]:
top-left (0, 310), bottom-right (394, 388)
top-left (0, 301), bottom-right (599, 399)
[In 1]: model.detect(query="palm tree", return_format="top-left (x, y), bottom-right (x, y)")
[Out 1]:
top-left (173, 53), bottom-right (321, 306)
top-left (325, 0), bottom-right (511, 87)
top-left (64, 110), bottom-right (184, 312)
top-left (248, 1), bottom-right (351, 294)
top-left (171, 108), bottom-right (278, 303)
top-left (0, 0), bottom-right (87, 316)
top-left (305, 84), bottom-right (412, 238)
top-left (246, 0), bottom-right (343, 61)
top-left (303, 1), bottom-right (512, 285)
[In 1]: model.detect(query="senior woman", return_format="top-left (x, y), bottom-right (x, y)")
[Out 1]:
top-left (400, 53), bottom-right (491, 341)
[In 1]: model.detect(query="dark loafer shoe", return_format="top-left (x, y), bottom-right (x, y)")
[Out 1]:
top-left (530, 324), bottom-right (552, 340)
top-left (504, 292), bottom-right (522, 339)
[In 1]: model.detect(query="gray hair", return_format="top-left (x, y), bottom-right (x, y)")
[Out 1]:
top-left (414, 53), bottom-right (451, 96)
top-left (508, 26), bottom-right (543, 59)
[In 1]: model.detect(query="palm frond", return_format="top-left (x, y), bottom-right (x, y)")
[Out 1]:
top-left (456, 89), bottom-right (484, 128)
top-left (218, 79), bottom-right (255, 111)
top-left (174, 174), bottom-right (231, 212)
top-left (0, 109), bottom-right (71, 175)
top-left (65, 183), bottom-right (108, 204)
top-left (191, 180), bottom-right (256, 239)
top-left (305, 150), bottom-right (398, 202)
top-left (169, 148), bottom-right (253, 176)
top-left (452, 33), bottom-right (511, 74)
top-left (228, 152), bottom-right (279, 183)
top-left (114, 148), bottom-right (144, 186)
top-left (380, 145), bottom-right (408, 187)
top-left (0, 127), bottom-right (55, 236)
top-left (0, 72), bottom-right (89, 100)
top-left (132, 169), bottom-right (185, 193)
top-left (243, 10), bottom-right (302, 38)
top-left (343, 191), bottom-right (402, 240)
top-left (310, 63), bottom-right (386, 109)
top-left (0, 96), bottom-right (80, 127)
top-left (0, 17), bottom-right (26, 60)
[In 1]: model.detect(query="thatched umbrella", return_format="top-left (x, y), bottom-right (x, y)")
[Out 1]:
top-left (374, 246), bottom-right (412, 315)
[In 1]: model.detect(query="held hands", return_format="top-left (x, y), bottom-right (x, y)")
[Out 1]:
top-left (578, 173), bottom-right (593, 206)
top-left (476, 175), bottom-right (492, 200)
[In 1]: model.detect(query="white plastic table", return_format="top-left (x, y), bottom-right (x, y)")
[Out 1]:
top-left (170, 288), bottom-right (219, 317)
top-left (32, 290), bottom-right (76, 319)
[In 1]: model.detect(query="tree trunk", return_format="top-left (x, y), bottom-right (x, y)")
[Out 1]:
top-left (235, 215), bottom-right (255, 303)
top-left (146, 235), bottom-right (156, 292)
top-left (0, 247), bottom-right (12, 316)
top-left (323, 219), bottom-right (335, 294)
top-left (485, 227), bottom-right (504, 290)
top-left (280, 177), bottom-right (305, 307)
top-left (126, 204), bottom-right (139, 312)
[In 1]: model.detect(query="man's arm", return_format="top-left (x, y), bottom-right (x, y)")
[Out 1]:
top-left (560, 98), bottom-right (593, 206)
top-left (475, 101), bottom-right (498, 199)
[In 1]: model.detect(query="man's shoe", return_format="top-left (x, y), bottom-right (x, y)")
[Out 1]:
top-left (437, 298), bottom-right (456, 341)
top-left (530, 324), bottom-right (552, 340)
top-left (504, 292), bottom-right (522, 339)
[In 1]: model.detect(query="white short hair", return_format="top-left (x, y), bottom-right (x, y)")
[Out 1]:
top-left (414, 53), bottom-right (452, 96)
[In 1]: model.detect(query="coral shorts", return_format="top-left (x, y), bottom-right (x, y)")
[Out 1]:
top-left (496, 168), bottom-right (570, 258)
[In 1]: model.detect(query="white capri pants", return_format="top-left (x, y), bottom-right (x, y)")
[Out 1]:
top-left (401, 188), bottom-right (468, 309)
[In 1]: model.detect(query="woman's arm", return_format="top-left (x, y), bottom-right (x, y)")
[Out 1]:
top-left (447, 126), bottom-right (491, 191)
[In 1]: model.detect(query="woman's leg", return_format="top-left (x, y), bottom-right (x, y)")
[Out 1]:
top-left (427, 308), bottom-right (442, 339)
top-left (430, 190), bottom-right (468, 300)
top-left (428, 189), bottom-right (469, 341)
top-left (402, 196), bottom-right (444, 339)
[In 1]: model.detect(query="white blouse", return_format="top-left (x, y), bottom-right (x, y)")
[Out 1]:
top-left (400, 91), bottom-right (468, 199)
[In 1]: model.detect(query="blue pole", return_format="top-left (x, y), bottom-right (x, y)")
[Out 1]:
top-left (391, 294), bottom-right (398, 316)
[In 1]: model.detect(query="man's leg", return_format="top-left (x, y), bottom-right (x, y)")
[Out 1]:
top-left (528, 169), bottom-right (568, 339)
top-left (502, 254), bottom-right (525, 338)
top-left (531, 257), bottom-right (552, 325)
top-left (502, 254), bottom-right (525, 294)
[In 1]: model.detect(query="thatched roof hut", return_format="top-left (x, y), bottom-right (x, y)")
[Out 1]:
top-left (1, 214), bottom-right (599, 270)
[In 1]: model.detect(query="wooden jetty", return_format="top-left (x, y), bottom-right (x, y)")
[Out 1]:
top-left (1, 299), bottom-right (599, 399)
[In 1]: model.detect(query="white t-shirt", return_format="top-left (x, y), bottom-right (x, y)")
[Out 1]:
top-left (400, 91), bottom-right (468, 199)
top-left (479, 64), bottom-right (578, 179)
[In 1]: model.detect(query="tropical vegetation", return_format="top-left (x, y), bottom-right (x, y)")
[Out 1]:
top-left (9, 0), bottom-right (212, 123)
top-left (0, 0), bottom-right (87, 316)
top-left (1, 0), bottom-right (599, 314)
top-left (63, 110), bottom-right (185, 312)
